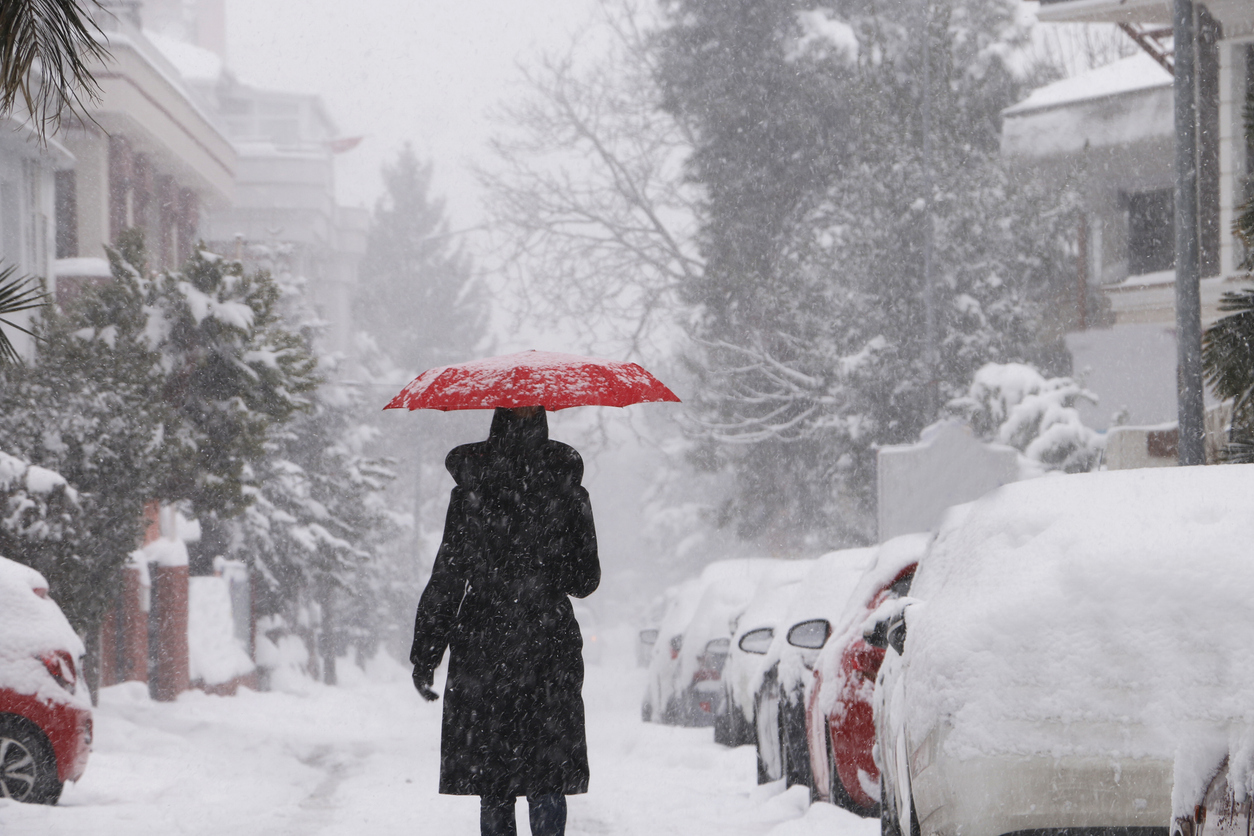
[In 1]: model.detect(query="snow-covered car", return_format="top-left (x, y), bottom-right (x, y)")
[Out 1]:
top-left (0, 555), bottom-right (92, 804)
top-left (715, 560), bottom-right (814, 747)
top-left (637, 628), bottom-right (658, 668)
top-left (806, 532), bottom-right (929, 814)
top-left (642, 559), bottom-right (783, 726)
top-left (870, 465), bottom-right (1254, 836)
top-left (751, 547), bottom-right (874, 791)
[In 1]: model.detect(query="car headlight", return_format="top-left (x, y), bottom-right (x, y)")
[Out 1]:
top-left (38, 650), bottom-right (77, 695)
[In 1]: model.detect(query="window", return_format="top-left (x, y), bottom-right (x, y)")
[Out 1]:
top-left (1128, 189), bottom-right (1175, 275)
top-left (55, 170), bottom-right (77, 259)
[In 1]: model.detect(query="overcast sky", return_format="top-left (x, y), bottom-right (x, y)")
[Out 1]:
top-left (223, 0), bottom-right (598, 228)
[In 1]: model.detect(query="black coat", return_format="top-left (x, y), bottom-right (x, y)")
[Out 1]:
top-left (410, 408), bottom-right (600, 798)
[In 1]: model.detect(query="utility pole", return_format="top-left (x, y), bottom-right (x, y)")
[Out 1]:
top-left (1173, 0), bottom-right (1206, 465)
top-left (922, 1), bottom-right (937, 417)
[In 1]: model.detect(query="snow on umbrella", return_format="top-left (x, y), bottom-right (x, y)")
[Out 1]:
top-left (383, 350), bottom-right (681, 412)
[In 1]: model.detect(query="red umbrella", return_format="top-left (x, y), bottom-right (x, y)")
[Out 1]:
top-left (384, 350), bottom-right (681, 412)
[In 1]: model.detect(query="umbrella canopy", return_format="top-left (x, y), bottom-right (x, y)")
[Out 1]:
top-left (384, 350), bottom-right (681, 412)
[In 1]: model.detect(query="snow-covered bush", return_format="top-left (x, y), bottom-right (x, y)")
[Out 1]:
top-left (0, 450), bottom-right (78, 544)
top-left (947, 362), bottom-right (1103, 473)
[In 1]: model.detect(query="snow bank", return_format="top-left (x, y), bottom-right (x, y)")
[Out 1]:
top-left (901, 465), bottom-right (1254, 763)
top-left (188, 576), bottom-right (254, 686)
top-left (255, 616), bottom-right (315, 695)
top-left (0, 555), bottom-right (89, 709)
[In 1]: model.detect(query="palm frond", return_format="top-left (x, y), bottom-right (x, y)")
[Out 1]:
top-left (0, 0), bottom-right (109, 140)
top-left (1237, 67), bottom-right (1254, 271)
top-left (0, 264), bottom-right (48, 365)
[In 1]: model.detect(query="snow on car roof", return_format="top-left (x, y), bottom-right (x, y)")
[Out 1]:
top-left (655, 558), bottom-right (786, 644)
top-left (0, 555), bottom-right (88, 707)
top-left (733, 562), bottom-right (816, 638)
top-left (676, 558), bottom-right (808, 686)
top-left (901, 464), bottom-right (1254, 762)
top-left (812, 532), bottom-right (931, 718)
top-left (766, 547), bottom-right (878, 691)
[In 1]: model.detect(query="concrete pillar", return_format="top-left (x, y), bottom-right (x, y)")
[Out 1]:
top-left (98, 563), bottom-right (151, 687)
top-left (119, 566), bottom-right (150, 683)
top-left (98, 607), bottom-right (119, 687)
top-left (150, 563), bottom-right (189, 701)
top-left (60, 129), bottom-right (111, 259)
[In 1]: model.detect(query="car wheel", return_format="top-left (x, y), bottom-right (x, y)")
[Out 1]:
top-left (880, 777), bottom-right (902, 836)
top-left (822, 726), bottom-right (872, 817)
top-left (0, 717), bottom-right (62, 805)
top-left (753, 693), bottom-right (781, 785)
top-left (880, 775), bottom-right (920, 836)
top-left (732, 706), bottom-right (754, 747)
top-left (714, 711), bottom-right (733, 746)
top-left (641, 700), bottom-right (653, 722)
top-left (781, 696), bottom-right (813, 792)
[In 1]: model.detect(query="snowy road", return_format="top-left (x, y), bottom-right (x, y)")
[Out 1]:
top-left (0, 650), bottom-right (880, 836)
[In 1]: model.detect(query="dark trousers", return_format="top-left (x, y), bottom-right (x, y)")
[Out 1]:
top-left (480, 794), bottom-right (566, 836)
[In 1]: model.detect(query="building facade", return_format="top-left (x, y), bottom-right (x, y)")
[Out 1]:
top-left (1004, 3), bottom-right (1254, 429)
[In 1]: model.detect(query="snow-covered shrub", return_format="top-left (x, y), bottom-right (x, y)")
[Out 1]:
top-left (947, 362), bottom-right (1103, 473)
top-left (0, 450), bottom-right (83, 615)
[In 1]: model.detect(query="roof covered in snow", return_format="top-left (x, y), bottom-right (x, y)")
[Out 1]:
top-left (145, 29), bottom-right (224, 83)
top-left (1004, 52), bottom-right (1170, 117)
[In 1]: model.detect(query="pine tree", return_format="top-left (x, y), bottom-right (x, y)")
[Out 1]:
top-left (0, 241), bottom-right (165, 638)
top-left (354, 146), bottom-right (487, 576)
top-left (147, 247), bottom-right (320, 519)
top-left (355, 144), bottom-right (485, 373)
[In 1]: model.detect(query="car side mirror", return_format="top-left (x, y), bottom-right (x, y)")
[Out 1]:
top-left (786, 618), bottom-right (832, 650)
top-left (887, 618), bottom-right (907, 655)
top-left (864, 612), bottom-right (907, 654)
top-left (738, 627), bottom-right (774, 655)
top-left (639, 629), bottom-right (659, 645)
top-left (865, 618), bottom-right (889, 649)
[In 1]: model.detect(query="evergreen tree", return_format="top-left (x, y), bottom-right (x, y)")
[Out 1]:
top-left (0, 240), bottom-right (166, 646)
top-left (354, 146), bottom-right (487, 577)
top-left (657, 0), bottom-right (1075, 547)
top-left (356, 144), bottom-right (485, 373)
top-left (146, 247), bottom-right (320, 519)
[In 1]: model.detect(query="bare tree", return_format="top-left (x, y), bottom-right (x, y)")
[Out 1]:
top-left (0, 0), bottom-right (108, 140)
top-left (478, 0), bottom-right (701, 361)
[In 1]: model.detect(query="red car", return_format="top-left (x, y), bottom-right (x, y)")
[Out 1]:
top-left (805, 534), bottom-right (928, 815)
top-left (0, 556), bottom-right (92, 804)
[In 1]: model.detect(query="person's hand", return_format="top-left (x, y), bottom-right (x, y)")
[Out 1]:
top-left (413, 668), bottom-right (439, 702)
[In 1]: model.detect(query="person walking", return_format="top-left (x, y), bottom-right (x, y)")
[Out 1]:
top-left (410, 405), bottom-right (600, 836)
